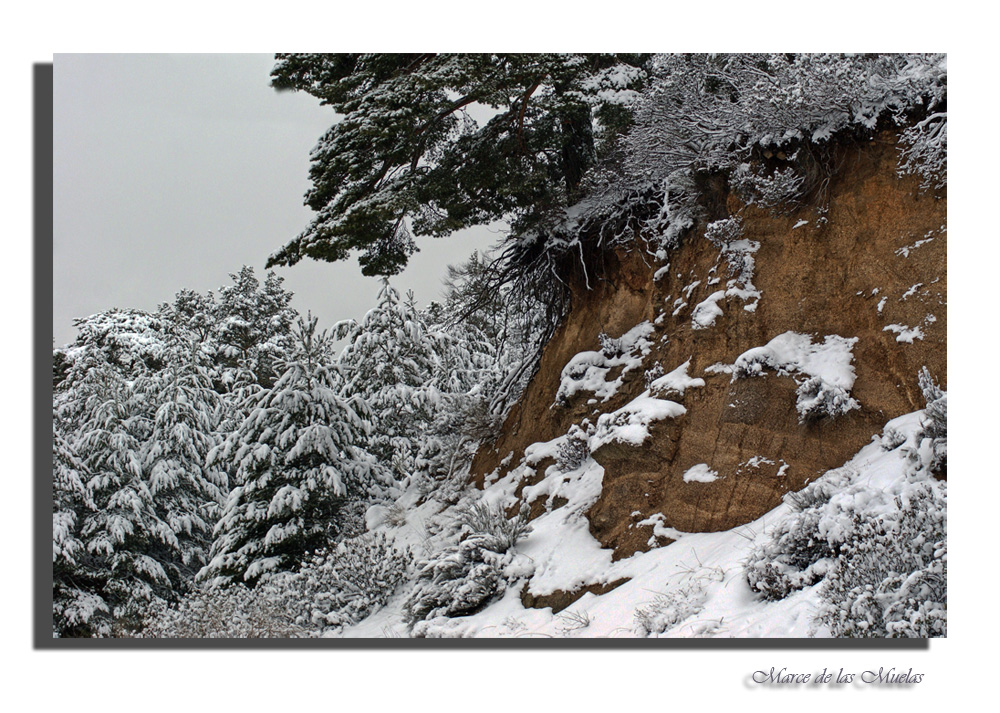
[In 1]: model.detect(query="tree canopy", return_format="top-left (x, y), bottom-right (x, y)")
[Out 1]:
top-left (267, 53), bottom-right (650, 276)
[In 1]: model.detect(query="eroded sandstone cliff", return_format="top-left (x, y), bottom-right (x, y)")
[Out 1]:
top-left (472, 129), bottom-right (946, 560)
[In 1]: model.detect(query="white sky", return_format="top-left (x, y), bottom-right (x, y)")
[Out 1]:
top-left (53, 53), bottom-right (500, 346)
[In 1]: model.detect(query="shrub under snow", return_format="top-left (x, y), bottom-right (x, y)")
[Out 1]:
top-left (402, 500), bottom-right (532, 634)
top-left (908, 366), bottom-right (946, 477)
top-left (143, 532), bottom-right (411, 637)
top-left (744, 468), bottom-right (854, 600)
top-left (556, 424), bottom-right (592, 473)
top-left (795, 376), bottom-right (862, 423)
top-left (814, 483), bottom-right (946, 638)
top-left (141, 583), bottom-right (307, 638)
top-left (731, 332), bottom-right (861, 423)
top-left (634, 574), bottom-right (720, 636)
top-left (278, 532), bottom-right (413, 630)
top-left (744, 413), bottom-right (947, 638)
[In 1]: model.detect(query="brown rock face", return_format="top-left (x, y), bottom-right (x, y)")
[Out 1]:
top-left (472, 130), bottom-right (946, 560)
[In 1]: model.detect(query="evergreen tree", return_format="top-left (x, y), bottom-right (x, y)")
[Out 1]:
top-left (214, 266), bottom-right (297, 388)
top-left (157, 288), bottom-right (220, 381)
top-left (161, 288), bottom-right (218, 346)
top-left (67, 308), bottom-right (169, 376)
top-left (335, 280), bottom-right (443, 480)
top-left (199, 315), bottom-right (377, 587)
top-left (142, 337), bottom-right (228, 586)
top-left (267, 53), bottom-right (651, 276)
top-left (73, 359), bottom-right (175, 634)
top-left (52, 421), bottom-right (104, 637)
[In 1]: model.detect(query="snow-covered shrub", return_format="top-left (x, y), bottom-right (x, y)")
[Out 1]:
top-left (908, 367), bottom-right (946, 476)
top-left (402, 501), bottom-right (532, 633)
top-left (278, 532), bottom-right (413, 630)
top-left (745, 469), bottom-right (855, 600)
top-left (634, 581), bottom-right (708, 636)
top-left (456, 501), bottom-right (532, 555)
top-left (733, 353), bottom-right (768, 379)
top-left (556, 425), bottom-right (592, 472)
top-left (704, 217), bottom-right (756, 288)
top-left (643, 363), bottom-right (665, 390)
top-left (748, 452), bottom-right (946, 638)
top-left (815, 483), bottom-right (946, 638)
top-left (140, 583), bottom-right (307, 638)
top-left (704, 216), bottom-right (744, 246)
top-left (401, 539), bottom-right (507, 633)
top-left (878, 425), bottom-right (907, 451)
top-left (555, 322), bottom-right (655, 406)
top-left (730, 332), bottom-right (861, 423)
top-left (598, 332), bottom-right (625, 359)
top-left (382, 502), bottom-right (408, 528)
top-left (795, 376), bottom-right (861, 423)
top-left (145, 532), bottom-right (412, 636)
top-left (730, 162), bottom-right (806, 210)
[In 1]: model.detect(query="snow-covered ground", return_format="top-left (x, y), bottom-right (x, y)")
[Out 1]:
top-left (336, 403), bottom-right (938, 639)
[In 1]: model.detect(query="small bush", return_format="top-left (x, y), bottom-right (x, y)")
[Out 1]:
top-left (745, 469), bottom-right (855, 600)
top-left (383, 502), bottom-right (408, 528)
top-left (598, 332), bottom-right (625, 359)
top-left (281, 532), bottom-right (413, 630)
top-left (643, 363), bottom-right (665, 390)
top-left (815, 484), bottom-right (946, 637)
top-left (703, 216), bottom-right (744, 246)
top-left (733, 354), bottom-right (768, 379)
top-left (634, 581), bottom-right (707, 636)
top-left (140, 584), bottom-right (307, 638)
top-left (556, 425), bottom-right (591, 472)
top-left (878, 426), bottom-right (907, 451)
top-left (143, 532), bottom-right (412, 637)
top-left (746, 456), bottom-right (947, 639)
top-left (402, 539), bottom-right (506, 631)
top-left (403, 500), bottom-right (532, 633)
top-left (456, 500), bottom-right (532, 554)
top-left (795, 376), bottom-right (860, 423)
top-left (913, 366), bottom-right (946, 476)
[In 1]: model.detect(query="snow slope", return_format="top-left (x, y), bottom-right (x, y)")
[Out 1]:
top-left (336, 404), bottom-right (937, 639)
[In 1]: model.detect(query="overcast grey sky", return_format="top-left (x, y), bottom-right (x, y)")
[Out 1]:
top-left (53, 53), bottom-right (500, 347)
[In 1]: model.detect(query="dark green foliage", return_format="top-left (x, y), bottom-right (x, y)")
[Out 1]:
top-left (213, 267), bottom-right (297, 388)
top-left (198, 315), bottom-right (377, 587)
top-left (267, 53), bottom-right (650, 276)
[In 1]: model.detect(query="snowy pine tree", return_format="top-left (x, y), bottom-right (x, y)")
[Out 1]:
top-left (52, 421), bottom-right (105, 637)
top-left (214, 266), bottom-right (297, 388)
top-left (141, 337), bottom-right (228, 586)
top-left (335, 280), bottom-right (444, 482)
top-left (73, 358), bottom-right (176, 634)
top-left (199, 314), bottom-right (377, 587)
top-left (268, 54), bottom-right (651, 276)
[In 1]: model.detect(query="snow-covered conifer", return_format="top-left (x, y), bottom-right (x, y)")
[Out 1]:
top-left (142, 337), bottom-right (228, 586)
top-left (199, 314), bottom-right (377, 587)
top-left (214, 266), bottom-right (297, 388)
top-left (52, 422), bottom-right (104, 637)
top-left (336, 280), bottom-right (444, 481)
top-left (73, 359), bottom-right (176, 634)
